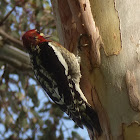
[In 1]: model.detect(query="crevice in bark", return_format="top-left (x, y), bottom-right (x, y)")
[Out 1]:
top-left (91, 87), bottom-right (111, 140)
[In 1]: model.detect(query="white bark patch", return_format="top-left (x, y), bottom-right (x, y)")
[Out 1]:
top-left (48, 42), bottom-right (68, 75)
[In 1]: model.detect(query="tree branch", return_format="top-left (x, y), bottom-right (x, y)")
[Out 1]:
top-left (0, 28), bottom-right (23, 49)
top-left (0, 44), bottom-right (32, 72)
top-left (67, 0), bottom-right (101, 67)
top-left (0, 6), bottom-right (16, 26)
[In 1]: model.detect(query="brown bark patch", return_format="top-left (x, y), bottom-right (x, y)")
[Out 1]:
top-left (126, 70), bottom-right (140, 111)
top-left (123, 122), bottom-right (140, 140)
top-left (90, 0), bottom-right (122, 56)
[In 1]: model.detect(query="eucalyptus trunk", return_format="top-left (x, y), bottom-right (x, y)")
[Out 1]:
top-left (51, 0), bottom-right (140, 139)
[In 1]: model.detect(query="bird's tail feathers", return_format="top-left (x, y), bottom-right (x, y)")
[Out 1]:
top-left (82, 104), bottom-right (102, 136)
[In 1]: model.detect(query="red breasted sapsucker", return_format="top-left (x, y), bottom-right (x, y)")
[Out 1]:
top-left (22, 29), bottom-right (102, 135)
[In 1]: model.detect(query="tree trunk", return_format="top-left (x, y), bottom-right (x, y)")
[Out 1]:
top-left (51, 0), bottom-right (140, 139)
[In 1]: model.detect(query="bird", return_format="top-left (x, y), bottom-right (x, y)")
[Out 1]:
top-left (22, 29), bottom-right (102, 136)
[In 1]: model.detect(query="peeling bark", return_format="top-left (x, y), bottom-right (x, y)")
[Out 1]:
top-left (52, 0), bottom-right (102, 68)
top-left (51, 0), bottom-right (140, 139)
top-left (126, 70), bottom-right (140, 111)
top-left (123, 122), bottom-right (140, 140)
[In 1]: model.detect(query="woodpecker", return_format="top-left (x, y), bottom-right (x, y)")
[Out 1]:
top-left (22, 29), bottom-right (102, 135)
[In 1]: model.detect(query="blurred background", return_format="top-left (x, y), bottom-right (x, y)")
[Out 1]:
top-left (0, 0), bottom-right (89, 139)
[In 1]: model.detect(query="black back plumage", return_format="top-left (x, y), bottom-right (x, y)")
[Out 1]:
top-left (30, 42), bottom-right (102, 135)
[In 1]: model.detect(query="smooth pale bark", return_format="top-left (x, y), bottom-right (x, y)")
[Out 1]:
top-left (51, 0), bottom-right (140, 139)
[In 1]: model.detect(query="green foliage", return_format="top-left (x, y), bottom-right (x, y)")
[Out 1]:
top-left (68, 131), bottom-right (83, 140)
top-left (0, 0), bottom-right (58, 41)
top-left (0, 0), bottom-right (85, 139)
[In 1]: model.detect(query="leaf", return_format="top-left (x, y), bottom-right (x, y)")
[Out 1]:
top-left (50, 104), bottom-right (64, 118)
top-left (5, 116), bottom-right (13, 125)
top-left (71, 131), bottom-right (84, 140)
top-left (15, 92), bottom-right (24, 101)
top-left (0, 1), bottom-right (8, 18)
top-left (58, 128), bottom-right (64, 140)
top-left (0, 83), bottom-right (6, 91)
top-left (27, 85), bottom-right (39, 107)
top-left (19, 74), bottom-right (28, 89)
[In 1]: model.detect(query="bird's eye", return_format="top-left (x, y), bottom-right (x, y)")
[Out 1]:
top-left (36, 30), bottom-right (40, 34)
